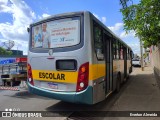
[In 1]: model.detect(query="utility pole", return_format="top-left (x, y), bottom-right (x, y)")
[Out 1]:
top-left (120, 0), bottom-right (127, 9)
top-left (120, 0), bottom-right (133, 9)
top-left (120, 0), bottom-right (145, 70)
top-left (140, 39), bottom-right (144, 71)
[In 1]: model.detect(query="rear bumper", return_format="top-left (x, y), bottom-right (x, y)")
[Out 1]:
top-left (132, 64), bottom-right (141, 66)
top-left (27, 82), bottom-right (93, 104)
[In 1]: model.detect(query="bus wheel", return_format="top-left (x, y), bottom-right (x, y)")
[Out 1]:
top-left (116, 73), bottom-right (121, 93)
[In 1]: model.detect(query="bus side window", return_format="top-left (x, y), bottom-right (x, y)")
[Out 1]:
top-left (118, 42), bottom-right (121, 59)
top-left (127, 48), bottom-right (128, 60)
top-left (113, 39), bottom-right (117, 59)
top-left (116, 40), bottom-right (119, 59)
top-left (130, 51), bottom-right (133, 59)
top-left (93, 23), bottom-right (104, 60)
top-left (120, 43), bottom-right (124, 59)
top-left (128, 49), bottom-right (130, 60)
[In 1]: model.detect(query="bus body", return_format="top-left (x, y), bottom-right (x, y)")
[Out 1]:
top-left (27, 11), bottom-right (133, 104)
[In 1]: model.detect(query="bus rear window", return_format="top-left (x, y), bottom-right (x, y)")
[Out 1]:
top-left (31, 17), bottom-right (80, 48)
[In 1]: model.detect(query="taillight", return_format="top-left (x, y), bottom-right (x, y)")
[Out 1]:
top-left (76, 62), bottom-right (89, 92)
top-left (27, 63), bottom-right (34, 86)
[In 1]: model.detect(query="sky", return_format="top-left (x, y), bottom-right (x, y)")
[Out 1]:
top-left (0, 0), bottom-right (140, 55)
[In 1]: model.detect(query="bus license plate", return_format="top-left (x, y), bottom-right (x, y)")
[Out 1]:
top-left (48, 82), bottom-right (58, 89)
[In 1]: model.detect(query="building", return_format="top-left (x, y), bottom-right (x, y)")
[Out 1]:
top-left (150, 43), bottom-right (160, 86)
top-left (11, 50), bottom-right (23, 55)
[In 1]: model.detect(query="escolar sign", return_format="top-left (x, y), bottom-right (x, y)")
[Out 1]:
top-left (32, 70), bottom-right (78, 83)
top-left (39, 72), bottom-right (65, 80)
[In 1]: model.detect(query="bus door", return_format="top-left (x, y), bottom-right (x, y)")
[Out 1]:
top-left (103, 33), bottom-right (113, 94)
top-left (123, 47), bottom-right (127, 79)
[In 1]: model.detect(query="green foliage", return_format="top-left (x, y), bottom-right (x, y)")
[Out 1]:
top-left (0, 47), bottom-right (13, 55)
top-left (120, 0), bottom-right (160, 47)
top-left (143, 52), bottom-right (147, 58)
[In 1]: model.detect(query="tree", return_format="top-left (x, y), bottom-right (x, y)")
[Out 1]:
top-left (0, 47), bottom-right (12, 55)
top-left (120, 0), bottom-right (160, 47)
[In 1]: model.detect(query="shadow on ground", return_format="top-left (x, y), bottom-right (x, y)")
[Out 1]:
top-left (44, 74), bottom-right (135, 119)
top-left (45, 70), bottom-right (160, 118)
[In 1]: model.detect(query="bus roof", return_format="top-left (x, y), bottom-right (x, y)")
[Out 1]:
top-left (31, 11), bottom-right (85, 26)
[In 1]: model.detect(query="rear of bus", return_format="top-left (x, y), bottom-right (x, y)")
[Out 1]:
top-left (27, 12), bottom-right (93, 104)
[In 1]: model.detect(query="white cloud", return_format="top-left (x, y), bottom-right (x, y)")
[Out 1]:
top-left (128, 43), bottom-right (140, 55)
top-left (0, 0), bottom-right (36, 54)
top-left (120, 30), bottom-right (136, 38)
top-left (101, 17), bottom-right (106, 24)
top-left (108, 23), bottom-right (136, 39)
top-left (0, 0), bottom-right (11, 13)
top-left (38, 13), bottom-right (50, 19)
top-left (108, 23), bottom-right (123, 32)
top-left (42, 13), bottom-right (50, 18)
top-left (12, 40), bottom-right (28, 55)
top-left (93, 13), bottom-right (107, 24)
top-left (108, 22), bottom-right (140, 54)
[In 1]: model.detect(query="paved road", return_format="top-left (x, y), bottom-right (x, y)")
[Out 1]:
top-left (0, 66), bottom-right (160, 120)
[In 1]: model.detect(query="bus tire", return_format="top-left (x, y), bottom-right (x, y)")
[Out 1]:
top-left (116, 73), bottom-right (121, 93)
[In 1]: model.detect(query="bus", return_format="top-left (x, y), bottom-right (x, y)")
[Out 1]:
top-left (27, 11), bottom-right (133, 104)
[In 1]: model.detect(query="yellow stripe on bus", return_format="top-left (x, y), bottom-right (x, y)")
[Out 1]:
top-left (89, 64), bottom-right (105, 80)
top-left (32, 63), bottom-right (117, 83)
top-left (32, 70), bottom-right (78, 83)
